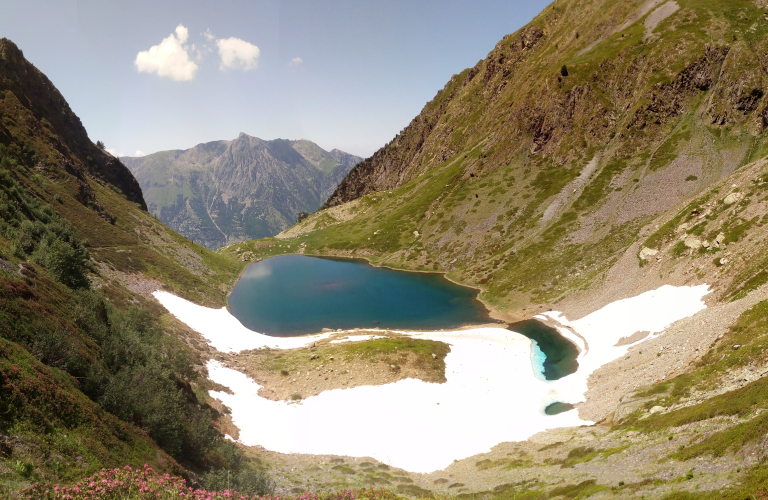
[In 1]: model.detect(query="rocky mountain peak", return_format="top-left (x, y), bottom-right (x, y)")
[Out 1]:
top-left (123, 136), bottom-right (361, 248)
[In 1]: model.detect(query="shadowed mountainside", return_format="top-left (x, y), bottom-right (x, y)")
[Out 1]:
top-left (0, 39), bottom-right (146, 210)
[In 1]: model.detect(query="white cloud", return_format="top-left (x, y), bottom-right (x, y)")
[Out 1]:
top-left (202, 29), bottom-right (215, 41)
top-left (216, 37), bottom-right (260, 71)
top-left (105, 148), bottom-right (125, 157)
top-left (135, 150), bottom-right (146, 157)
top-left (135, 24), bottom-right (198, 81)
top-left (289, 56), bottom-right (303, 66)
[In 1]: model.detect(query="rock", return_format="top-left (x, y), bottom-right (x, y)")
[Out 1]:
top-left (723, 192), bottom-right (744, 205)
top-left (639, 247), bottom-right (659, 260)
top-left (733, 345), bottom-right (741, 350)
top-left (702, 240), bottom-right (710, 248)
top-left (684, 237), bottom-right (702, 249)
top-left (413, 231), bottom-right (420, 237)
top-left (715, 232), bottom-right (726, 246)
top-left (720, 257), bottom-right (729, 265)
top-left (310, 354), bottom-right (319, 360)
top-left (391, 364), bottom-right (396, 369)
top-left (649, 406), bottom-right (665, 414)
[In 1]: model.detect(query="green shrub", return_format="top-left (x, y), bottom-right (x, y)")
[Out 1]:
top-left (672, 241), bottom-right (687, 256)
top-left (45, 239), bottom-right (90, 288)
top-left (0, 151), bottom-right (94, 288)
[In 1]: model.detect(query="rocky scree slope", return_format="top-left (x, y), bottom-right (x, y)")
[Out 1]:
top-left (246, 0), bottom-right (768, 320)
top-left (220, 1), bottom-right (768, 495)
top-left (0, 38), bottom-right (273, 496)
top-left (123, 136), bottom-right (361, 249)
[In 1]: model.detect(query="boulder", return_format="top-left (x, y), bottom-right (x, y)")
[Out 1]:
top-left (723, 192), bottom-right (744, 205)
top-left (715, 232), bottom-right (726, 246)
top-left (639, 247), bottom-right (659, 260)
top-left (684, 237), bottom-right (702, 249)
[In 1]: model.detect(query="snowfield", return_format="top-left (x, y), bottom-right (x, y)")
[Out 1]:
top-left (154, 284), bottom-right (709, 473)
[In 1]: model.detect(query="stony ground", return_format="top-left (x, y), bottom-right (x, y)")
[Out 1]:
top-left (213, 331), bottom-right (449, 401)
top-left (257, 412), bottom-right (748, 498)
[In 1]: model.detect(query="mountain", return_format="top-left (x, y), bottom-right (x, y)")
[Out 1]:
top-left (0, 38), bottom-right (270, 494)
top-left (266, 0), bottom-right (768, 317)
top-left (222, 0), bottom-right (768, 496)
top-left (122, 136), bottom-right (362, 249)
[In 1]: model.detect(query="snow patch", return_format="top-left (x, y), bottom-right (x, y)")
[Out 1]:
top-left (154, 284), bottom-right (709, 472)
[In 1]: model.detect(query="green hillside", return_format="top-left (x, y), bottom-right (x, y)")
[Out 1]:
top-left (218, 0), bottom-right (768, 496)
top-left (231, 0), bottom-right (768, 319)
top-left (0, 38), bottom-right (275, 496)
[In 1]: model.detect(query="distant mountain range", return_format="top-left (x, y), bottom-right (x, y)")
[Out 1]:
top-left (122, 134), bottom-right (362, 249)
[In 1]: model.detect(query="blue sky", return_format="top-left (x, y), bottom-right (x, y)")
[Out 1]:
top-left (1, 0), bottom-right (550, 157)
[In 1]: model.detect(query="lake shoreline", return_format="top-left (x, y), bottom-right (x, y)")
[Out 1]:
top-left (227, 254), bottom-right (496, 337)
top-left (229, 249), bottom-right (554, 332)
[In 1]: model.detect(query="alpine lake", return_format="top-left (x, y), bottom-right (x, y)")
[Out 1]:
top-left (228, 255), bottom-right (579, 392)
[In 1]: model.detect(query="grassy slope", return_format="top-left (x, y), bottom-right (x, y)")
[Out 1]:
top-left (219, 0), bottom-right (768, 497)
top-left (0, 39), bottom-right (254, 495)
top-left (226, 0), bottom-right (768, 320)
top-left (0, 338), bottom-right (180, 494)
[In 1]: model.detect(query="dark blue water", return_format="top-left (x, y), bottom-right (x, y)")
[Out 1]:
top-left (228, 255), bottom-right (494, 336)
top-left (228, 255), bottom-right (580, 383)
top-left (508, 320), bottom-right (580, 380)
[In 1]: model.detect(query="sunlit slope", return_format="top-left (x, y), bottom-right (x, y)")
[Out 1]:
top-left (227, 0), bottom-right (768, 317)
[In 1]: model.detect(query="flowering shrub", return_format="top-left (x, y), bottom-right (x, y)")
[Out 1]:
top-left (23, 465), bottom-right (407, 500)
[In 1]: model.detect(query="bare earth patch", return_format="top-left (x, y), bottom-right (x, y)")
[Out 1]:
top-left (214, 332), bottom-right (450, 401)
top-left (614, 330), bottom-right (650, 347)
top-left (644, 1), bottom-right (680, 38)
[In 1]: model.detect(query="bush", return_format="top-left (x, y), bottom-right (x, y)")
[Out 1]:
top-left (45, 239), bottom-right (90, 288)
top-left (0, 150), bottom-right (93, 288)
top-left (560, 64), bottom-right (569, 77)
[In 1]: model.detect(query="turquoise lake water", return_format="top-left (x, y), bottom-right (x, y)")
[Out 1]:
top-left (228, 255), bottom-right (493, 335)
top-left (508, 320), bottom-right (580, 381)
top-left (228, 255), bottom-right (579, 382)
